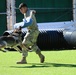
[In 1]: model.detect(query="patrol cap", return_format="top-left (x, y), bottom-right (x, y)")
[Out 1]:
top-left (19, 3), bottom-right (27, 9)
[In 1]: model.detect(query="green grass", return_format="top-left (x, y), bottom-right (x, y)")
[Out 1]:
top-left (0, 50), bottom-right (76, 75)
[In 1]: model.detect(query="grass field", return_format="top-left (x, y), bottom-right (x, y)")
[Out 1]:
top-left (0, 50), bottom-right (76, 75)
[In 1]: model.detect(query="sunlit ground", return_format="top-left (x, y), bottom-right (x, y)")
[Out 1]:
top-left (0, 50), bottom-right (76, 75)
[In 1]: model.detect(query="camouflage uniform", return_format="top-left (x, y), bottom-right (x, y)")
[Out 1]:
top-left (22, 9), bottom-right (40, 57)
top-left (14, 9), bottom-right (45, 63)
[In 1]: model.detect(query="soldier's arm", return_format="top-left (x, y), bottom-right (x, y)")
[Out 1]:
top-left (21, 10), bottom-right (36, 28)
top-left (14, 10), bottom-right (36, 29)
top-left (22, 17), bottom-right (33, 28)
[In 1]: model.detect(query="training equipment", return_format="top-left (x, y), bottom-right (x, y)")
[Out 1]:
top-left (3, 21), bottom-right (76, 50)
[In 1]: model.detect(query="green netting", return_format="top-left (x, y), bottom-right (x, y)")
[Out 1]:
top-left (16, 0), bottom-right (73, 23)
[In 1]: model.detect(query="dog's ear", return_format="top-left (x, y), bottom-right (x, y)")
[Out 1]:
top-left (13, 26), bottom-right (22, 34)
top-left (19, 26), bottom-right (22, 30)
top-left (13, 29), bottom-right (17, 33)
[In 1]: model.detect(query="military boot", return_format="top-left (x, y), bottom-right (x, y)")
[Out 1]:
top-left (17, 56), bottom-right (27, 64)
top-left (36, 49), bottom-right (45, 63)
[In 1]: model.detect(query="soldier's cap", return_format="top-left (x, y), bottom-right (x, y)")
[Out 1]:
top-left (19, 3), bottom-right (28, 9)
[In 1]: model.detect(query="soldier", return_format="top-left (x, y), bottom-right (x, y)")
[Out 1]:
top-left (14, 3), bottom-right (45, 64)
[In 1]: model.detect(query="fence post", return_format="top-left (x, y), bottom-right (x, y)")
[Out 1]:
top-left (7, 0), bottom-right (16, 30)
top-left (73, 0), bottom-right (76, 21)
top-left (11, 0), bottom-right (16, 29)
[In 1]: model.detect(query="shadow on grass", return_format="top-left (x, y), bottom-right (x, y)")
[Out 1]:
top-left (10, 62), bottom-right (76, 68)
top-left (45, 62), bottom-right (76, 67)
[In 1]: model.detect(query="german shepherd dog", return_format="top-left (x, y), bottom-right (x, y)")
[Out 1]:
top-left (0, 27), bottom-right (22, 52)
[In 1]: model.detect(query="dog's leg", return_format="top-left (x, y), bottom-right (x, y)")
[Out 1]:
top-left (0, 49), bottom-right (7, 52)
top-left (0, 41), bottom-right (7, 49)
top-left (0, 45), bottom-right (6, 49)
top-left (0, 42), bottom-right (7, 52)
top-left (14, 46), bottom-right (22, 53)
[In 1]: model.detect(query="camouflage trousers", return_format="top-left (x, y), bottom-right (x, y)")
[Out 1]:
top-left (22, 29), bottom-right (40, 57)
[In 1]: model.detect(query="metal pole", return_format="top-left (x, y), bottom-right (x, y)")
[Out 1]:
top-left (73, 0), bottom-right (76, 21)
top-left (7, 0), bottom-right (11, 30)
top-left (11, 0), bottom-right (16, 29)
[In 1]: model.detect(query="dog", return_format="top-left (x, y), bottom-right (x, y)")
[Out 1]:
top-left (0, 27), bottom-right (22, 52)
